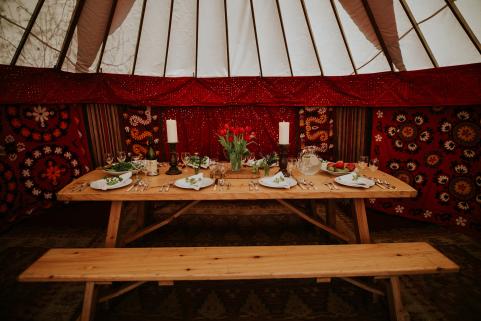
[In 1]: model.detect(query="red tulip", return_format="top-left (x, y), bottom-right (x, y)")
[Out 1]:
top-left (238, 127), bottom-right (245, 134)
top-left (228, 136), bottom-right (234, 142)
top-left (233, 128), bottom-right (239, 135)
top-left (244, 134), bottom-right (251, 142)
top-left (219, 129), bottom-right (227, 136)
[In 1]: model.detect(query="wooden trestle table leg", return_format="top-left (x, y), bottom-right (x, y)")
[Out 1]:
top-left (352, 199), bottom-right (371, 244)
top-left (105, 201), bottom-right (123, 248)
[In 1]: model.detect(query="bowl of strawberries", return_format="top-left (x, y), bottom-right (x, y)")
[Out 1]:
top-left (320, 160), bottom-right (356, 176)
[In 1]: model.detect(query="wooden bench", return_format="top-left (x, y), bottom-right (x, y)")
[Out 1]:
top-left (19, 243), bottom-right (458, 321)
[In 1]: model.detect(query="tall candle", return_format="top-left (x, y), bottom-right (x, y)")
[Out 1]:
top-left (279, 121), bottom-right (289, 144)
top-left (166, 119), bottom-right (178, 143)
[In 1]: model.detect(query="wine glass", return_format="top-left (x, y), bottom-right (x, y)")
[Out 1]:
top-left (105, 153), bottom-right (114, 167)
top-left (358, 156), bottom-right (368, 170)
top-left (369, 158), bottom-right (379, 172)
top-left (287, 157), bottom-right (297, 176)
top-left (117, 150), bottom-right (126, 163)
top-left (181, 152), bottom-right (191, 168)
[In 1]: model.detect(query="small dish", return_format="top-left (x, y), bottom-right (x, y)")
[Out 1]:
top-left (334, 173), bottom-right (375, 188)
top-left (174, 177), bottom-right (214, 190)
top-left (320, 168), bottom-right (353, 176)
top-left (258, 176), bottom-right (297, 189)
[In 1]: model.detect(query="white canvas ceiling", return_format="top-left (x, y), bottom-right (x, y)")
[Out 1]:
top-left (1, 0), bottom-right (480, 77)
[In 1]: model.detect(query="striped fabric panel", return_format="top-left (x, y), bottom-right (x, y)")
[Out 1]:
top-left (85, 104), bottom-right (123, 168)
top-left (334, 107), bottom-right (370, 162)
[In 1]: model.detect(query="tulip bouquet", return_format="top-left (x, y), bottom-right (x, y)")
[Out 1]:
top-left (218, 124), bottom-right (256, 171)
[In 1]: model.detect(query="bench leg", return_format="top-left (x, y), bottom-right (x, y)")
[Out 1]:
top-left (386, 276), bottom-right (408, 321)
top-left (105, 201), bottom-right (123, 248)
top-left (80, 282), bottom-right (98, 321)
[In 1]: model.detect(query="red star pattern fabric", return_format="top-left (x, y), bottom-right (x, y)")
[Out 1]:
top-left (0, 105), bottom-right (91, 230)
top-left (369, 107), bottom-right (481, 234)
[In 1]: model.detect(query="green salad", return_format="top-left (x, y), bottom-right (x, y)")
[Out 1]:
top-left (107, 162), bottom-right (141, 172)
top-left (104, 176), bottom-right (123, 186)
top-left (185, 177), bottom-right (201, 185)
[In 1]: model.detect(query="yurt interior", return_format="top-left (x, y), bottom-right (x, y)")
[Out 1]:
top-left (1, 0), bottom-right (480, 320)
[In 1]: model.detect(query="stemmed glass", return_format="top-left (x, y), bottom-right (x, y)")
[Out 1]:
top-left (357, 156), bottom-right (369, 170)
top-left (181, 152), bottom-right (191, 168)
top-left (105, 153), bottom-right (114, 167)
top-left (287, 157), bottom-right (297, 176)
top-left (369, 158), bottom-right (379, 172)
top-left (117, 151), bottom-right (126, 163)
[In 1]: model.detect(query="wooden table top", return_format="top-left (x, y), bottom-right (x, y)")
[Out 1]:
top-left (58, 166), bottom-right (416, 202)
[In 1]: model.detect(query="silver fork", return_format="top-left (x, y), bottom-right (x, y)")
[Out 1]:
top-left (165, 181), bottom-right (174, 191)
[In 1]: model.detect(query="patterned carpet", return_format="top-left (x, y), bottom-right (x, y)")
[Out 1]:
top-left (0, 201), bottom-right (480, 321)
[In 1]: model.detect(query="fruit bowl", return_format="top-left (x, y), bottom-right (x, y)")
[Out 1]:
top-left (320, 161), bottom-right (356, 176)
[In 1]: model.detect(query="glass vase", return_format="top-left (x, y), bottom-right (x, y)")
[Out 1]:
top-left (229, 152), bottom-right (242, 172)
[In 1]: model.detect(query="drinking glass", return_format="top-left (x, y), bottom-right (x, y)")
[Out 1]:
top-left (105, 153), bottom-right (114, 167)
top-left (369, 158), bottom-right (379, 172)
top-left (117, 151), bottom-right (126, 163)
top-left (358, 156), bottom-right (368, 170)
top-left (287, 157), bottom-right (297, 176)
top-left (181, 152), bottom-right (191, 168)
top-left (208, 159), bottom-right (218, 178)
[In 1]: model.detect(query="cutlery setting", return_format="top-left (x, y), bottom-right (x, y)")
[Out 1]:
top-left (364, 176), bottom-right (396, 189)
top-left (324, 182), bottom-right (339, 190)
top-left (249, 180), bottom-right (259, 191)
top-left (70, 182), bottom-right (88, 192)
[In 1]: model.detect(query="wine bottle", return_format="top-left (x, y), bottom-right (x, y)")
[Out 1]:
top-left (146, 137), bottom-right (158, 176)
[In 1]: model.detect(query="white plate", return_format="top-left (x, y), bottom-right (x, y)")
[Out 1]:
top-left (334, 174), bottom-right (375, 189)
top-left (90, 178), bottom-right (133, 190)
top-left (103, 162), bottom-right (142, 175)
top-left (320, 168), bottom-right (353, 176)
top-left (103, 169), bottom-right (140, 175)
top-left (258, 177), bottom-right (297, 189)
top-left (174, 177), bottom-right (215, 190)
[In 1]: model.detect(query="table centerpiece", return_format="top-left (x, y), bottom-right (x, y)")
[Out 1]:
top-left (217, 124), bottom-right (256, 172)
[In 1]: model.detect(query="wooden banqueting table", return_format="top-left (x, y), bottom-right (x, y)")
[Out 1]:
top-left (58, 166), bottom-right (417, 248)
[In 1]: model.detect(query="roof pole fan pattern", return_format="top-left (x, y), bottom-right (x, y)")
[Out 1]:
top-left (0, 0), bottom-right (480, 75)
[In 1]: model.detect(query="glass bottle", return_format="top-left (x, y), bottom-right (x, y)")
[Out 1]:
top-left (145, 137), bottom-right (158, 176)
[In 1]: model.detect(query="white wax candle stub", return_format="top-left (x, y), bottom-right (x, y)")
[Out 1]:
top-left (279, 122), bottom-right (289, 144)
top-left (166, 119), bottom-right (178, 143)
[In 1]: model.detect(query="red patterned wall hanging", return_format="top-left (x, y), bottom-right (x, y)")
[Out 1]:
top-left (0, 105), bottom-right (91, 229)
top-left (369, 107), bottom-right (481, 234)
top-left (120, 106), bottom-right (163, 159)
top-left (299, 107), bottom-right (335, 160)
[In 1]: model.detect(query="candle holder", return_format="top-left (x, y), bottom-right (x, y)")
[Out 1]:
top-left (278, 144), bottom-right (289, 176)
top-left (166, 143), bottom-right (182, 175)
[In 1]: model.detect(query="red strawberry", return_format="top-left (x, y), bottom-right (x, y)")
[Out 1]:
top-left (334, 161), bottom-right (344, 169)
top-left (346, 163), bottom-right (356, 171)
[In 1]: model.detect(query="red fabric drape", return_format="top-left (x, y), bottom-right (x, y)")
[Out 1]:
top-left (120, 106), bottom-right (299, 161)
top-left (1, 64), bottom-right (481, 107)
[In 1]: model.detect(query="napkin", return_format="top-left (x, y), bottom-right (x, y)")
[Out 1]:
top-left (266, 172), bottom-right (291, 189)
top-left (338, 173), bottom-right (373, 187)
top-left (90, 172), bottom-right (131, 190)
top-left (184, 173), bottom-right (204, 190)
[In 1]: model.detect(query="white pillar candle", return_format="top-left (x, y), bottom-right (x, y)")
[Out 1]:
top-left (279, 121), bottom-right (289, 144)
top-left (166, 119), bottom-right (178, 143)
